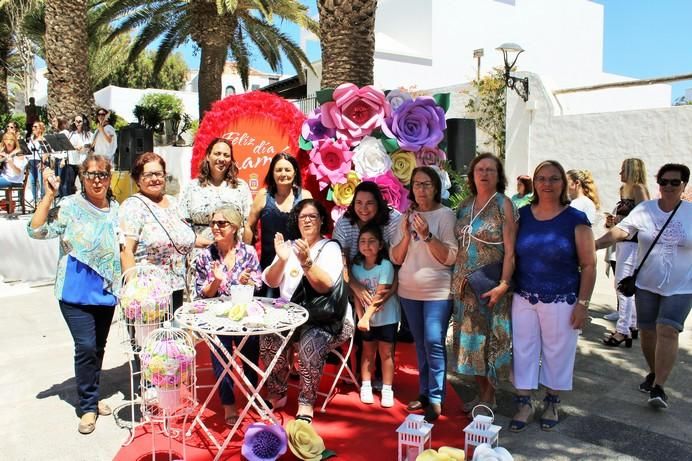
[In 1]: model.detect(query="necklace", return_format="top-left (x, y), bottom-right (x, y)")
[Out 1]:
top-left (459, 192), bottom-right (500, 249)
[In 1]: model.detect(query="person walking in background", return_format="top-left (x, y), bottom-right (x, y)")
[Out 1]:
top-left (596, 163), bottom-right (691, 409)
top-left (509, 160), bottom-right (596, 432)
top-left (451, 153), bottom-right (517, 415)
top-left (566, 169), bottom-right (600, 225)
top-left (602, 158), bottom-right (650, 346)
top-left (92, 108), bottom-right (117, 162)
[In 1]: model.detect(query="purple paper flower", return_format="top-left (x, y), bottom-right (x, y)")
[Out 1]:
top-left (382, 97), bottom-right (447, 151)
top-left (301, 107), bottom-right (336, 142)
top-left (242, 423), bottom-right (288, 461)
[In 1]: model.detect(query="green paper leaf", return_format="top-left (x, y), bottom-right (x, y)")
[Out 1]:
top-left (316, 88), bottom-right (335, 105)
top-left (326, 188), bottom-right (334, 201)
top-left (433, 93), bottom-right (451, 113)
top-left (371, 130), bottom-right (387, 140)
top-left (299, 135), bottom-right (313, 151)
top-left (382, 137), bottom-right (400, 154)
top-left (321, 449), bottom-right (337, 459)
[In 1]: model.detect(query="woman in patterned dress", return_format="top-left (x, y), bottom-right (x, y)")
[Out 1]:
top-left (452, 153), bottom-right (517, 414)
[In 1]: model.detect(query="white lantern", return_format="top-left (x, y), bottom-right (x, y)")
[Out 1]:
top-left (463, 405), bottom-right (502, 460)
top-left (396, 414), bottom-right (434, 461)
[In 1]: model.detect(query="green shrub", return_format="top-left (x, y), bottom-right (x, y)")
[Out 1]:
top-left (134, 93), bottom-right (185, 132)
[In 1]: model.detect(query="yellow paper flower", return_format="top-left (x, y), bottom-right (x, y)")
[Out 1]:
top-left (438, 446), bottom-right (466, 460)
top-left (416, 449), bottom-right (453, 461)
top-left (332, 170), bottom-right (362, 206)
top-left (228, 303), bottom-right (247, 321)
top-left (391, 150), bottom-right (417, 185)
top-left (286, 420), bottom-right (325, 461)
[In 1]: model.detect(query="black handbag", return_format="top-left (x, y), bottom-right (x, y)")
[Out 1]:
top-left (466, 261), bottom-right (504, 306)
top-left (290, 240), bottom-right (348, 335)
top-left (617, 201), bottom-right (681, 297)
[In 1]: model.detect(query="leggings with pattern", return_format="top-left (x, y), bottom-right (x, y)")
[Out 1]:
top-left (261, 320), bottom-right (353, 406)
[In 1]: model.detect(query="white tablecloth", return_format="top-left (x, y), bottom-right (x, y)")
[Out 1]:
top-left (0, 216), bottom-right (59, 282)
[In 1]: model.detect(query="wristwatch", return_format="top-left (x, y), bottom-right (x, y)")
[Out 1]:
top-left (423, 232), bottom-right (433, 243)
top-left (301, 258), bottom-right (313, 270)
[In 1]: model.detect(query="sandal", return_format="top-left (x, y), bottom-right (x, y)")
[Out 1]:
top-left (603, 333), bottom-right (632, 348)
top-left (540, 394), bottom-right (561, 431)
top-left (509, 395), bottom-right (533, 433)
top-left (406, 395), bottom-right (430, 412)
top-left (295, 414), bottom-right (313, 424)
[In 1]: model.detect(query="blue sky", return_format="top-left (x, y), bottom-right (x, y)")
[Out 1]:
top-left (180, 0), bottom-right (691, 101)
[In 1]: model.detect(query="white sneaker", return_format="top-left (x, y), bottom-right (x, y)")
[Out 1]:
top-left (604, 312), bottom-right (619, 321)
top-left (360, 386), bottom-right (374, 404)
top-left (381, 388), bottom-right (394, 408)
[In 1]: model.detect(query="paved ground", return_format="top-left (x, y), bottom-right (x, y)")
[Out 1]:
top-left (2, 257), bottom-right (691, 460)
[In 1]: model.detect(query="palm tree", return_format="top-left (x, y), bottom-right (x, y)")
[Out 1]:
top-left (0, 8), bottom-right (12, 113)
top-left (95, 0), bottom-right (317, 118)
top-left (317, 0), bottom-right (377, 88)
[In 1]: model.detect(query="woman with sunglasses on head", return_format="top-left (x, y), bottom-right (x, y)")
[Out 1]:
top-left (27, 121), bottom-right (48, 201)
top-left (62, 114), bottom-right (93, 196)
top-left (596, 163), bottom-right (691, 410)
top-left (195, 205), bottom-right (262, 426)
top-left (245, 153), bottom-right (312, 296)
top-left (27, 155), bottom-right (121, 435)
top-left (120, 152), bottom-right (196, 311)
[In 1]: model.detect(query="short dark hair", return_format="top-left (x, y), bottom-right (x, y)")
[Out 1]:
top-left (198, 137), bottom-right (239, 187)
top-left (657, 163), bottom-right (690, 183)
top-left (531, 160), bottom-right (570, 206)
top-left (467, 153), bottom-right (507, 195)
top-left (408, 166), bottom-right (442, 206)
top-left (352, 222), bottom-right (388, 266)
top-left (131, 151), bottom-right (166, 182)
top-left (343, 181), bottom-right (391, 226)
top-left (517, 175), bottom-right (533, 194)
top-left (264, 152), bottom-right (302, 195)
top-left (289, 199), bottom-right (331, 236)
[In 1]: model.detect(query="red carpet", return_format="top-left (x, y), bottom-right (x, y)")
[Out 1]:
top-left (114, 342), bottom-right (470, 460)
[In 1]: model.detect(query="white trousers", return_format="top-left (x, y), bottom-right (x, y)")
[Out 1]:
top-left (511, 294), bottom-right (579, 391)
top-left (615, 241), bottom-right (638, 335)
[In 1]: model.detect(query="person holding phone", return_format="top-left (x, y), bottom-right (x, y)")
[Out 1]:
top-left (64, 114), bottom-right (93, 196)
top-left (92, 108), bottom-right (117, 162)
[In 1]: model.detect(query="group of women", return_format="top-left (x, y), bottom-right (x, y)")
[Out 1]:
top-left (26, 137), bottom-right (691, 435)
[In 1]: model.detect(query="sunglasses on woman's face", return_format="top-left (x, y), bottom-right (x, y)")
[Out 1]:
top-left (83, 171), bottom-right (111, 181)
top-left (210, 220), bottom-right (231, 229)
top-left (658, 178), bottom-right (682, 187)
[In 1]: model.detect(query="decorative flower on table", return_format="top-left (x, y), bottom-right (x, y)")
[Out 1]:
top-left (321, 83), bottom-right (390, 144)
top-left (370, 171), bottom-right (409, 212)
top-left (286, 419), bottom-right (326, 461)
top-left (332, 170), bottom-right (362, 207)
top-left (386, 89), bottom-right (413, 111)
top-left (242, 422), bottom-right (288, 461)
top-left (382, 96), bottom-right (447, 151)
top-left (302, 107), bottom-right (336, 142)
top-left (228, 303), bottom-right (247, 321)
top-left (416, 146), bottom-right (447, 168)
top-left (390, 150), bottom-right (418, 185)
top-left (308, 138), bottom-right (353, 190)
top-left (352, 136), bottom-right (392, 178)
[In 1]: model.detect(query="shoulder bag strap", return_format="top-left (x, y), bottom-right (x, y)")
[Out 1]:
top-left (132, 195), bottom-right (193, 256)
top-left (633, 200), bottom-right (682, 275)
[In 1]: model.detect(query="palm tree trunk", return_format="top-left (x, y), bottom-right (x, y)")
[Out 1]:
top-left (44, 0), bottom-right (94, 119)
top-left (197, 43), bottom-right (227, 119)
top-left (0, 34), bottom-right (10, 113)
top-left (318, 0), bottom-right (377, 88)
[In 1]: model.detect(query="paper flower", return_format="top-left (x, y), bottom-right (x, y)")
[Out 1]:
top-left (141, 338), bottom-right (195, 390)
top-left (382, 97), bottom-right (447, 151)
top-left (242, 422), bottom-right (288, 461)
top-left (228, 303), bottom-right (247, 321)
top-left (321, 83), bottom-right (390, 143)
top-left (352, 136), bottom-right (392, 178)
top-left (332, 170), bottom-right (362, 206)
top-left (429, 165), bottom-right (452, 200)
top-left (390, 150), bottom-right (418, 185)
top-left (286, 419), bottom-right (325, 461)
top-left (301, 107), bottom-right (336, 142)
top-left (331, 205), bottom-right (348, 223)
top-left (416, 449), bottom-right (453, 461)
top-left (370, 171), bottom-right (409, 212)
top-left (386, 89), bottom-right (413, 111)
top-left (416, 147), bottom-right (447, 168)
top-left (308, 138), bottom-right (353, 190)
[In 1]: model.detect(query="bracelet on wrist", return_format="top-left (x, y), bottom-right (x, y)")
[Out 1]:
top-left (423, 232), bottom-right (433, 243)
top-left (577, 298), bottom-right (590, 308)
top-left (498, 279), bottom-right (510, 287)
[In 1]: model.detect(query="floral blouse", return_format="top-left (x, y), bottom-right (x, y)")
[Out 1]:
top-left (194, 241), bottom-right (262, 298)
top-left (119, 194), bottom-right (196, 291)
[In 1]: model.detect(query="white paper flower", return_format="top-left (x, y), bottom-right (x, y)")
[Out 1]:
top-left (430, 165), bottom-right (452, 200)
top-left (352, 136), bottom-right (392, 178)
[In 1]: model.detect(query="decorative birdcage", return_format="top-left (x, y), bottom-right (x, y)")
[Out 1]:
top-left (463, 405), bottom-right (501, 459)
top-left (119, 265), bottom-right (172, 346)
top-left (397, 414), bottom-right (433, 461)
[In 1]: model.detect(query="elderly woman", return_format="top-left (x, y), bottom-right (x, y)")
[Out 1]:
top-left (245, 153), bottom-right (312, 296)
top-left (390, 166), bottom-right (458, 422)
top-left (120, 152), bottom-right (196, 310)
top-left (260, 199), bottom-right (353, 423)
top-left (452, 153), bottom-right (516, 414)
top-left (195, 205), bottom-right (262, 426)
top-left (27, 156), bottom-right (121, 434)
top-left (596, 163), bottom-right (691, 409)
top-left (510, 160), bottom-right (596, 432)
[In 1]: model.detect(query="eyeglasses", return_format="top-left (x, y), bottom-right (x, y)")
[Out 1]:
top-left (298, 213), bottom-right (320, 222)
top-left (210, 220), bottom-right (231, 228)
top-left (412, 181), bottom-right (433, 189)
top-left (535, 176), bottom-right (562, 184)
top-left (142, 171), bottom-right (166, 180)
top-left (476, 168), bottom-right (497, 174)
top-left (658, 178), bottom-right (683, 187)
top-left (75, 120), bottom-right (83, 124)
top-left (83, 171), bottom-right (111, 181)
top-left (97, 112), bottom-right (107, 116)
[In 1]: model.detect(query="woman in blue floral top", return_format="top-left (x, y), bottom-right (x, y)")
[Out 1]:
top-left (195, 205), bottom-right (261, 426)
top-left (27, 155), bottom-right (121, 435)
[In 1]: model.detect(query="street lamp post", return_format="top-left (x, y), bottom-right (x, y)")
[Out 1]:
top-left (496, 42), bottom-right (530, 102)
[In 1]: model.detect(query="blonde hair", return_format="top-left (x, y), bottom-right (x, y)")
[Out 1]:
top-left (210, 205), bottom-right (244, 242)
top-left (32, 121), bottom-right (46, 137)
top-left (621, 158), bottom-right (647, 185)
top-left (2, 131), bottom-right (18, 147)
top-left (567, 169), bottom-right (601, 210)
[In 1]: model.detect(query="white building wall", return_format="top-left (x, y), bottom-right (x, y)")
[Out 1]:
top-left (93, 86), bottom-right (200, 122)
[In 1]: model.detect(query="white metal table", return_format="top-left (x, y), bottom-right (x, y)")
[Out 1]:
top-left (174, 296), bottom-right (308, 460)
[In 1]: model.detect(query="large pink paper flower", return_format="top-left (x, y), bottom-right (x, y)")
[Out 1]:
top-left (369, 171), bottom-right (409, 212)
top-left (416, 147), bottom-right (447, 167)
top-left (308, 138), bottom-right (353, 190)
top-left (321, 83), bottom-right (390, 144)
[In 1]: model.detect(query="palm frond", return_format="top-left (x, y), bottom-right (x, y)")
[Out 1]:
top-left (228, 25), bottom-right (251, 90)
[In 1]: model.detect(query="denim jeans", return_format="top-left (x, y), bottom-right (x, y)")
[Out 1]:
top-left (211, 335), bottom-right (259, 405)
top-left (399, 297), bottom-right (453, 405)
top-left (28, 159), bottom-right (43, 201)
top-left (59, 301), bottom-right (116, 415)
